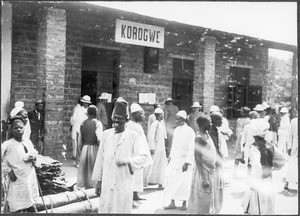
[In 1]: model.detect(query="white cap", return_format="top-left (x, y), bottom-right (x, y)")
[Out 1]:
top-left (165, 98), bottom-right (173, 102)
top-left (176, 110), bottom-right (187, 119)
top-left (130, 103), bottom-right (143, 114)
top-left (252, 119), bottom-right (270, 137)
top-left (98, 92), bottom-right (109, 100)
top-left (210, 105), bottom-right (220, 113)
top-left (253, 104), bottom-right (264, 111)
top-left (10, 107), bottom-right (24, 117)
top-left (280, 107), bottom-right (288, 113)
top-left (191, 102), bottom-right (201, 108)
top-left (261, 102), bottom-right (270, 110)
top-left (15, 101), bottom-right (24, 108)
top-left (80, 95), bottom-right (91, 104)
top-left (154, 107), bottom-right (163, 114)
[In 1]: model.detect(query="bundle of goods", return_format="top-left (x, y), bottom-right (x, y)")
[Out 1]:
top-left (35, 155), bottom-right (74, 196)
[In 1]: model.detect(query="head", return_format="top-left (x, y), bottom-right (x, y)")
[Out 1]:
top-left (175, 110), bottom-right (187, 126)
top-left (196, 115), bottom-right (211, 132)
top-left (87, 105), bottom-right (98, 118)
top-left (209, 105), bottom-right (220, 114)
top-left (130, 103), bottom-right (144, 123)
top-left (165, 98), bottom-right (173, 106)
top-left (10, 116), bottom-right (25, 141)
top-left (153, 103), bottom-right (161, 110)
top-left (154, 107), bottom-right (163, 121)
top-left (279, 107), bottom-right (288, 117)
top-left (191, 102), bottom-right (202, 113)
top-left (80, 95), bottom-right (91, 108)
top-left (112, 99), bottom-right (129, 133)
top-left (240, 106), bottom-right (250, 118)
top-left (35, 100), bottom-right (43, 113)
top-left (98, 92), bottom-right (109, 104)
top-left (16, 109), bottom-right (29, 125)
top-left (210, 112), bottom-right (223, 127)
top-left (249, 111), bottom-right (259, 120)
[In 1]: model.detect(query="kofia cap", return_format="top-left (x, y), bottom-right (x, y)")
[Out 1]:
top-left (279, 107), bottom-right (288, 113)
top-left (154, 107), bottom-right (163, 114)
top-left (176, 110), bottom-right (187, 119)
top-left (130, 103), bottom-right (144, 114)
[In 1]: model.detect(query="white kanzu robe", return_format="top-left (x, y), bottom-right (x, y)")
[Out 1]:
top-left (164, 123), bottom-right (195, 203)
top-left (91, 128), bottom-right (148, 213)
top-left (126, 121), bottom-right (152, 192)
top-left (277, 114), bottom-right (290, 153)
top-left (1, 138), bottom-right (39, 212)
top-left (147, 120), bottom-right (167, 185)
top-left (285, 117), bottom-right (298, 184)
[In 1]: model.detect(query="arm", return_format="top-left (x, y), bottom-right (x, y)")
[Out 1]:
top-left (95, 120), bottom-right (103, 144)
top-left (91, 134), bottom-right (105, 182)
top-left (249, 146), bottom-right (262, 190)
top-left (128, 134), bottom-right (148, 170)
top-left (272, 144), bottom-right (286, 169)
top-left (183, 129), bottom-right (196, 171)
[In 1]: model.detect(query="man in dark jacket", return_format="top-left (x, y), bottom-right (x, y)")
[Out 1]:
top-left (28, 100), bottom-right (44, 154)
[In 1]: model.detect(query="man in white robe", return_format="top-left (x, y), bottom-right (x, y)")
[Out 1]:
top-left (147, 107), bottom-right (167, 190)
top-left (277, 107), bottom-right (290, 154)
top-left (126, 103), bottom-right (152, 202)
top-left (284, 115), bottom-right (298, 190)
top-left (1, 116), bottom-right (39, 213)
top-left (91, 98), bottom-right (148, 213)
top-left (163, 110), bottom-right (195, 210)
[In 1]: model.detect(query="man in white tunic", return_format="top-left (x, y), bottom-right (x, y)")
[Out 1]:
top-left (277, 107), bottom-right (290, 154)
top-left (147, 107), bottom-right (167, 190)
top-left (163, 110), bottom-right (195, 210)
top-left (70, 95), bottom-right (91, 166)
top-left (91, 98), bottom-right (148, 213)
top-left (284, 114), bottom-right (298, 190)
top-left (126, 103), bottom-right (152, 201)
top-left (1, 116), bottom-right (39, 213)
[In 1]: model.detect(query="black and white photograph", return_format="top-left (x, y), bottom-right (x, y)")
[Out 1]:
top-left (1, 1), bottom-right (298, 214)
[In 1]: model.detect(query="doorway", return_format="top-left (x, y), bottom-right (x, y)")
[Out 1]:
top-left (81, 47), bottom-right (120, 128)
top-left (172, 58), bottom-right (194, 113)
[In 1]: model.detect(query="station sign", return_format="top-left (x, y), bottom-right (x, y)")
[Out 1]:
top-left (115, 19), bottom-right (164, 49)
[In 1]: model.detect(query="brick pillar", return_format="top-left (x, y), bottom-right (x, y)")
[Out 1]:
top-left (37, 7), bottom-right (66, 160)
top-left (203, 37), bottom-right (216, 113)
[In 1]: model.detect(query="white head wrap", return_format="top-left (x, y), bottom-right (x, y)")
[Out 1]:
top-left (10, 107), bottom-right (24, 117)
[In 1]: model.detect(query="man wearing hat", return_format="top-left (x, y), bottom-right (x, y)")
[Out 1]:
top-left (277, 107), bottom-right (290, 154)
top-left (92, 98), bottom-right (148, 213)
top-left (96, 92), bottom-right (109, 130)
top-left (28, 100), bottom-right (44, 154)
top-left (187, 102), bottom-right (203, 133)
top-left (147, 107), bottom-right (167, 190)
top-left (163, 98), bottom-right (179, 157)
top-left (163, 110), bottom-right (195, 210)
top-left (71, 95), bottom-right (91, 165)
top-left (253, 104), bottom-right (266, 119)
top-left (126, 103), bottom-right (152, 203)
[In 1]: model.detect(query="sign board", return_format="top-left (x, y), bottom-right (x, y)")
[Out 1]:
top-left (138, 93), bottom-right (156, 104)
top-left (115, 19), bottom-right (164, 49)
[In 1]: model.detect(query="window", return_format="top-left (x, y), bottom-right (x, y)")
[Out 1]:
top-left (144, 47), bottom-right (159, 73)
top-left (227, 67), bottom-right (262, 119)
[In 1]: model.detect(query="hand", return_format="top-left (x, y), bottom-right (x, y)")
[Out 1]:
top-left (202, 180), bottom-right (209, 188)
top-left (8, 170), bottom-right (17, 182)
top-left (287, 149), bottom-right (291, 156)
top-left (95, 181), bottom-right (101, 196)
top-left (23, 155), bottom-right (36, 163)
top-left (182, 163), bottom-right (189, 172)
top-left (150, 150), bottom-right (155, 155)
top-left (116, 158), bottom-right (130, 166)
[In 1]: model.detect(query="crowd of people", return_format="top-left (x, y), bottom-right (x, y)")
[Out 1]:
top-left (1, 94), bottom-right (298, 214)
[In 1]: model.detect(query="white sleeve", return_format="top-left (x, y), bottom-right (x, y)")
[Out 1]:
top-left (185, 129), bottom-right (196, 165)
top-left (95, 120), bottom-right (103, 143)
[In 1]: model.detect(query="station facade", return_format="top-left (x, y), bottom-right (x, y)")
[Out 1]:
top-left (1, 2), bottom-right (297, 159)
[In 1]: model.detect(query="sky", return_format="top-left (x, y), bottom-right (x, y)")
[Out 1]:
top-left (87, 1), bottom-right (297, 60)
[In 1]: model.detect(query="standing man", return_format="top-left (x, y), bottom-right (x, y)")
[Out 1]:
top-left (278, 107), bottom-right (290, 154)
top-left (126, 103), bottom-right (152, 202)
top-left (163, 98), bottom-right (179, 157)
top-left (28, 100), bottom-right (44, 155)
top-left (187, 102), bottom-right (202, 133)
top-left (208, 111), bottom-right (224, 214)
top-left (164, 110), bottom-right (195, 210)
top-left (91, 98), bottom-right (148, 213)
top-left (70, 97), bottom-right (82, 161)
top-left (96, 92), bottom-right (109, 130)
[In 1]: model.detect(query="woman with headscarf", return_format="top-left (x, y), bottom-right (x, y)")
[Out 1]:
top-left (188, 115), bottom-right (216, 214)
top-left (233, 107), bottom-right (251, 177)
top-left (1, 116), bottom-right (39, 213)
top-left (242, 120), bottom-right (286, 214)
top-left (76, 105), bottom-right (103, 189)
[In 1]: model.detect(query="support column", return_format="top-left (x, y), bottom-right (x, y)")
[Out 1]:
top-left (203, 37), bottom-right (216, 113)
top-left (291, 51), bottom-right (298, 116)
top-left (37, 7), bottom-right (66, 160)
top-left (1, 2), bottom-right (12, 129)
